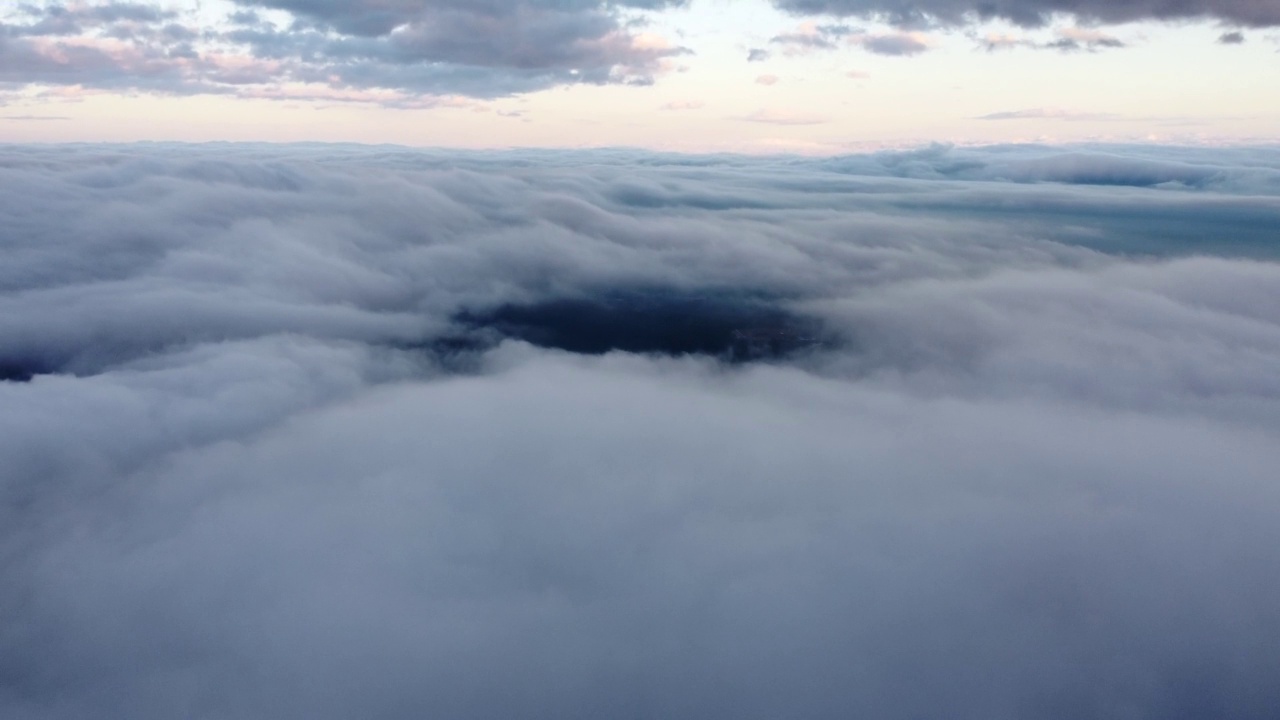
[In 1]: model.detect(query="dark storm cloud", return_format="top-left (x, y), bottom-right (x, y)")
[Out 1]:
top-left (771, 0), bottom-right (1280, 28)
top-left (1219, 29), bottom-right (1246, 43)
top-left (2, 142), bottom-right (1280, 719)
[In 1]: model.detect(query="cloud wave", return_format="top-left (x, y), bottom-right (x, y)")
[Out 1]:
top-left (2, 142), bottom-right (1280, 719)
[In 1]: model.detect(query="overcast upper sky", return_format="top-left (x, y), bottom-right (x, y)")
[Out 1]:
top-left (0, 0), bottom-right (1276, 149)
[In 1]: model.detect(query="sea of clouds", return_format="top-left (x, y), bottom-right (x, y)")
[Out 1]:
top-left (2, 142), bottom-right (1279, 719)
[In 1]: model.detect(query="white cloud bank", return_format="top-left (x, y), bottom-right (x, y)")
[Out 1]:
top-left (2, 142), bottom-right (1280, 719)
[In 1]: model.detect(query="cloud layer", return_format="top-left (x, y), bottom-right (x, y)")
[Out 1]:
top-left (1, 0), bottom-right (1270, 105)
top-left (772, 0), bottom-right (1280, 28)
top-left (0, 1), bottom-right (688, 101)
top-left (2, 142), bottom-right (1280, 719)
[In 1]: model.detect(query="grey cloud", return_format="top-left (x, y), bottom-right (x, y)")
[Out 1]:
top-left (0, 4), bottom-right (228, 94)
top-left (771, 0), bottom-right (1280, 28)
top-left (2, 142), bottom-right (1280, 719)
top-left (858, 31), bottom-right (931, 54)
top-left (227, 9), bottom-right (266, 26)
top-left (0, 1), bottom-right (689, 101)
top-left (975, 32), bottom-right (1027, 50)
top-left (770, 23), bottom-right (854, 51)
top-left (1043, 36), bottom-right (1125, 51)
top-left (747, 47), bottom-right (771, 61)
top-left (235, 0), bottom-right (690, 37)
top-left (974, 28), bottom-right (1125, 51)
top-left (0, 35), bottom-right (195, 91)
top-left (3, 2), bottom-right (175, 37)
top-left (767, 24), bottom-right (933, 56)
top-left (1219, 30), bottom-right (1246, 43)
top-left (229, 0), bottom-right (692, 90)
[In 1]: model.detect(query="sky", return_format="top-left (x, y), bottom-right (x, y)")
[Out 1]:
top-left (4, 4), bottom-right (1280, 719)
top-left (0, 0), bottom-right (1277, 151)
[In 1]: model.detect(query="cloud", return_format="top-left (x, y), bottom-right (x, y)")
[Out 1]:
top-left (972, 26), bottom-right (1125, 51)
top-left (660, 99), bottom-right (704, 110)
top-left (0, 1), bottom-right (690, 101)
top-left (855, 31), bottom-right (933, 54)
top-left (770, 0), bottom-right (1280, 29)
top-left (1050, 25), bottom-right (1125, 50)
top-left (845, 69), bottom-right (871, 78)
top-left (975, 30), bottom-right (1031, 50)
top-left (767, 22), bottom-right (934, 56)
top-left (977, 107), bottom-right (1123, 121)
top-left (2, 114), bottom-right (71, 120)
top-left (747, 47), bottom-right (771, 61)
top-left (2, 142), bottom-right (1280, 719)
top-left (1219, 30), bottom-right (1246, 43)
top-left (739, 107), bottom-right (829, 124)
top-left (770, 21), bottom-right (855, 54)
top-left (755, 74), bottom-right (781, 85)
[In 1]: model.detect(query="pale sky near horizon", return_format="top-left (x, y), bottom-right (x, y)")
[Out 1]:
top-left (1, 0), bottom-right (1277, 152)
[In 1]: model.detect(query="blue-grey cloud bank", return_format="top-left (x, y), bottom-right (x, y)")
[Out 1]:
top-left (2, 143), bottom-right (1280, 719)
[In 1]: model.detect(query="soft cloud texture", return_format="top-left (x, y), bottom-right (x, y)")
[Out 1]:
top-left (767, 22), bottom-right (934, 56)
top-left (772, 0), bottom-right (1280, 28)
top-left (2, 142), bottom-right (1280, 719)
top-left (740, 107), bottom-right (829, 124)
top-left (0, 0), bottom-right (689, 100)
top-left (977, 108), bottom-right (1123, 121)
top-left (856, 30), bottom-right (932, 54)
top-left (973, 26), bottom-right (1126, 51)
top-left (770, 21), bottom-right (855, 53)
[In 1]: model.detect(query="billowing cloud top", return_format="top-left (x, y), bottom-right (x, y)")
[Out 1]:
top-left (2, 142), bottom-right (1280, 719)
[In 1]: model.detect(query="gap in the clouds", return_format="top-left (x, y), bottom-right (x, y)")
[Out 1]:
top-left (450, 290), bottom-right (827, 364)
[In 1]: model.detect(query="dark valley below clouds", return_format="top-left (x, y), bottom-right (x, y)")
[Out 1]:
top-left (2, 142), bottom-right (1280, 719)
